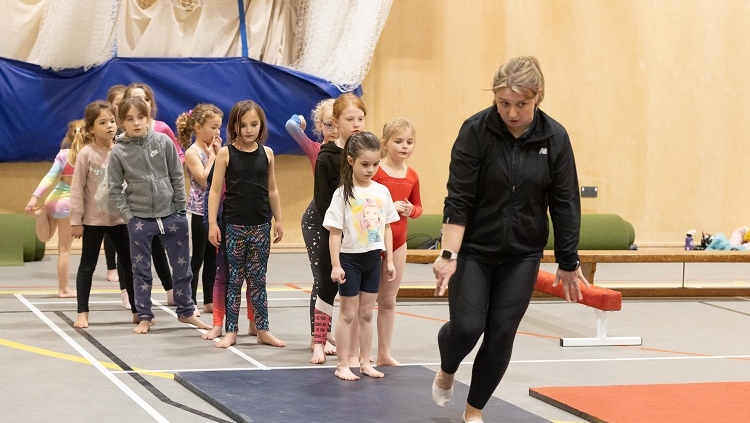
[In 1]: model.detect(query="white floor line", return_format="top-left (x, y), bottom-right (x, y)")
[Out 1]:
top-left (15, 294), bottom-right (170, 423)
top-left (152, 299), bottom-right (269, 370)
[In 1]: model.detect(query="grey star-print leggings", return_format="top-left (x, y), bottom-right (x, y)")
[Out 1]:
top-left (127, 212), bottom-right (196, 321)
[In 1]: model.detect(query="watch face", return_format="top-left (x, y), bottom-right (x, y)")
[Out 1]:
top-left (441, 250), bottom-right (452, 259)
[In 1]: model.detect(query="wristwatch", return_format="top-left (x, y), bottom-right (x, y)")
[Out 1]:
top-left (440, 249), bottom-right (458, 260)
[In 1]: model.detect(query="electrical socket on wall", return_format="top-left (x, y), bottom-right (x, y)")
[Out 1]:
top-left (581, 186), bottom-right (598, 198)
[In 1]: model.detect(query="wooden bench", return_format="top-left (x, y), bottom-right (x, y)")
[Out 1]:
top-left (534, 270), bottom-right (641, 347)
top-left (405, 248), bottom-right (750, 297)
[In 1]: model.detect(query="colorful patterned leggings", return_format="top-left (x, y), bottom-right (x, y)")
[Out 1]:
top-left (223, 222), bottom-right (270, 333)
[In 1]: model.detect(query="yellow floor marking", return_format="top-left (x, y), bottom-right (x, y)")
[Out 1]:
top-left (0, 337), bottom-right (172, 379)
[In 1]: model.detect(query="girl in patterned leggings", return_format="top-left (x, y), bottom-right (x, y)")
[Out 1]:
top-left (208, 100), bottom-right (285, 349)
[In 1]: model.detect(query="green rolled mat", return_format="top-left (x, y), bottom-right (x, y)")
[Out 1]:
top-left (546, 214), bottom-right (635, 250)
top-left (0, 214), bottom-right (42, 263)
top-left (406, 214), bottom-right (443, 249)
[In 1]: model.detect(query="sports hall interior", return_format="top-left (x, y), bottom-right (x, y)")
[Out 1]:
top-left (1, 1), bottom-right (749, 423)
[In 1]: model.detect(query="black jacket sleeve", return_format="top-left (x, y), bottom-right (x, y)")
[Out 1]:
top-left (547, 129), bottom-right (581, 270)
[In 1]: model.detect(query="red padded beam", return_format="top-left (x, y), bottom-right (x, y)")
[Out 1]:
top-left (534, 270), bottom-right (622, 311)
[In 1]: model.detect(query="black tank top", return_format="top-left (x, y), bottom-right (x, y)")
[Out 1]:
top-left (222, 143), bottom-right (271, 225)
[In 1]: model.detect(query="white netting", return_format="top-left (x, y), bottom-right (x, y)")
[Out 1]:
top-left (27, 0), bottom-right (120, 71)
top-left (292, 0), bottom-right (393, 92)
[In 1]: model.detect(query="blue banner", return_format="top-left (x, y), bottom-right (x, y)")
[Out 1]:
top-left (0, 56), bottom-right (357, 162)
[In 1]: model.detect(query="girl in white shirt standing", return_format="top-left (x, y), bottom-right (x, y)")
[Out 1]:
top-left (323, 131), bottom-right (399, 381)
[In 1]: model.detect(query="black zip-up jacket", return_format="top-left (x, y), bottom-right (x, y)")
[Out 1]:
top-left (443, 105), bottom-right (581, 270)
top-left (314, 142), bottom-right (344, 217)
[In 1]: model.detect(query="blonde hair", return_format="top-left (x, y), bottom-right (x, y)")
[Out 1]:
top-left (310, 98), bottom-right (334, 141)
top-left (381, 118), bottom-right (416, 158)
top-left (175, 103), bottom-right (223, 149)
top-left (62, 119), bottom-right (86, 166)
top-left (492, 56), bottom-right (545, 105)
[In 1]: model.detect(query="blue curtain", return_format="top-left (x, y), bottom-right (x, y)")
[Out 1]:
top-left (0, 56), bottom-right (359, 162)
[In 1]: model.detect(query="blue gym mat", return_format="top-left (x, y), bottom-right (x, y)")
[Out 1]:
top-left (175, 365), bottom-right (550, 423)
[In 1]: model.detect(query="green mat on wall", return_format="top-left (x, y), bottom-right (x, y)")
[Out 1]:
top-left (0, 214), bottom-right (46, 266)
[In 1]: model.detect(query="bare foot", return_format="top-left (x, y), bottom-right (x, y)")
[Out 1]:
top-left (203, 303), bottom-right (213, 313)
top-left (58, 290), bottom-right (76, 298)
top-left (131, 313), bottom-right (145, 324)
top-left (73, 312), bottom-right (89, 328)
top-left (257, 330), bottom-right (287, 347)
top-left (349, 355), bottom-right (375, 364)
top-left (193, 309), bottom-right (201, 317)
top-left (215, 332), bottom-right (237, 348)
top-left (335, 366), bottom-right (360, 381)
top-left (133, 320), bottom-right (152, 334)
top-left (248, 319), bottom-right (258, 336)
top-left (376, 355), bottom-right (401, 366)
top-left (121, 290), bottom-right (131, 309)
top-left (202, 325), bottom-right (223, 340)
top-left (106, 269), bottom-right (119, 282)
top-left (178, 315), bottom-right (211, 330)
top-left (324, 340), bottom-right (337, 355)
top-left (166, 289), bottom-right (175, 306)
top-left (360, 364), bottom-right (384, 378)
top-left (310, 343), bottom-right (326, 364)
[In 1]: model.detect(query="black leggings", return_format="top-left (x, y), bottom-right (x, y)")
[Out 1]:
top-left (190, 212), bottom-right (215, 304)
top-left (76, 225), bottom-right (134, 313)
top-left (102, 229), bottom-right (171, 292)
top-left (437, 258), bottom-right (539, 410)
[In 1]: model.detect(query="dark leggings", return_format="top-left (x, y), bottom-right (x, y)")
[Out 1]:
top-left (190, 212), bottom-right (215, 305)
top-left (437, 258), bottom-right (539, 410)
top-left (152, 236), bottom-right (173, 291)
top-left (104, 234), bottom-right (117, 270)
top-left (76, 225), bottom-right (135, 313)
top-left (311, 226), bottom-right (340, 343)
top-left (301, 200), bottom-right (327, 336)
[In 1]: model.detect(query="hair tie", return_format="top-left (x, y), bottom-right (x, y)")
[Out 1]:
top-left (75, 127), bottom-right (81, 133)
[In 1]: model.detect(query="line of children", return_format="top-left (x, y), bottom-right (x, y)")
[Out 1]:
top-left (107, 96), bottom-right (209, 334)
top-left (207, 100), bottom-right (286, 348)
top-left (68, 100), bottom-right (135, 328)
top-left (25, 120), bottom-right (83, 298)
top-left (323, 131), bottom-right (399, 381)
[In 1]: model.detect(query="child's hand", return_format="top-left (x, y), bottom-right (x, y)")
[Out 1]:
top-left (71, 225), bottom-right (83, 239)
top-left (331, 266), bottom-right (346, 284)
top-left (25, 196), bottom-right (38, 214)
top-left (394, 199), bottom-right (412, 217)
top-left (272, 221), bottom-right (283, 243)
top-left (208, 224), bottom-right (221, 247)
top-left (386, 261), bottom-right (396, 281)
top-left (298, 115), bottom-right (306, 131)
top-left (210, 136), bottom-right (222, 155)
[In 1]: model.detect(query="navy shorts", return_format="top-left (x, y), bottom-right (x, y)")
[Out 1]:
top-left (338, 250), bottom-right (382, 297)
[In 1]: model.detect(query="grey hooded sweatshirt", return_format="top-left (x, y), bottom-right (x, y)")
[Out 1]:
top-left (108, 128), bottom-right (186, 222)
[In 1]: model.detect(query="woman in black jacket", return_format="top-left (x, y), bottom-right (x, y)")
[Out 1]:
top-left (431, 56), bottom-right (589, 423)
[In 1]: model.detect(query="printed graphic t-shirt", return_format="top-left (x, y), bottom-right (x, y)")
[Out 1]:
top-left (323, 182), bottom-right (399, 254)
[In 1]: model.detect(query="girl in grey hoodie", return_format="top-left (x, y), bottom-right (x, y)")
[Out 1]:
top-left (108, 96), bottom-right (211, 334)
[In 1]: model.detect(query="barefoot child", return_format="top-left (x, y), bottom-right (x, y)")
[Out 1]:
top-left (176, 104), bottom-right (223, 313)
top-left (207, 100), bottom-right (286, 348)
top-left (25, 120), bottom-right (84, 298)
top-left (323, 131), bottom-right (399, 381)
top-left (69, 100), bottom-right (135, 328)
top-left (373, 118), bottom-right (422, 366)
top-left (107, 96), bottom-right (210, 334)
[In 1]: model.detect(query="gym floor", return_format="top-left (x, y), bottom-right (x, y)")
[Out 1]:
top-left (2, 252), bottom-right (749, 422)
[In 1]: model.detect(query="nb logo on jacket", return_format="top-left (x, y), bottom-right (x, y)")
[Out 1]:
top-left (538, 147), bottom-right (548, 155)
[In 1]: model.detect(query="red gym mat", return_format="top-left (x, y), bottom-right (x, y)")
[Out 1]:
top-left (530, 382), bottom-right (750, 423)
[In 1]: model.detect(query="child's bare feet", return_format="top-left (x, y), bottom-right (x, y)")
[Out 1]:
top-left (310, 343), bottom-right (326, 364)
top-left (193, 309), bottom-right (201, 317)
top-left (376, 355), bottom-right (401, 367)
top-left (257, 330), bottom-right (287, 347)
top-left (202, 325), bottom-right (223, 340)
top-left (73, 312), bottom-right (89, 328)
top-left (166, 289), bottom-right (175, 306)
top-left (360, 364), bottom-right (384, 378)
top-left (335, 366), bottom-right (360, 381)
top-left (131, 313), bottom-right (142, 324)
top-left (215, 332), bottom-right (237, 348)
top-left (58, 290), bottom-right (76, 298)
top-left (248, 319), bottom-right (258, 336)
top-left (178, 315), bottom-right (211, 329)
top-left (203, 303), bottom-right (213, 313)
top-left (121, 290), bottom-right (131, 309)
top-left (106, 269), bottom-right (119, 282)
top-left (133, 320), bottom-right (152, 334)
top-left (324, 340), bottom-right (337, 355)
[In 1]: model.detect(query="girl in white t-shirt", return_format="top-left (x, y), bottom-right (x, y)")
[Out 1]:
top-left (323, 131), bottom-right (399, 381)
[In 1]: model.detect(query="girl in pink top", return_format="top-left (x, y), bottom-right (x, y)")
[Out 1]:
top-left (69, 101), bottom-right (135, 328)
top-left (25, 119), bottom-right (86, 298)
top-left (372, 118), bottom-right (422, 366)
